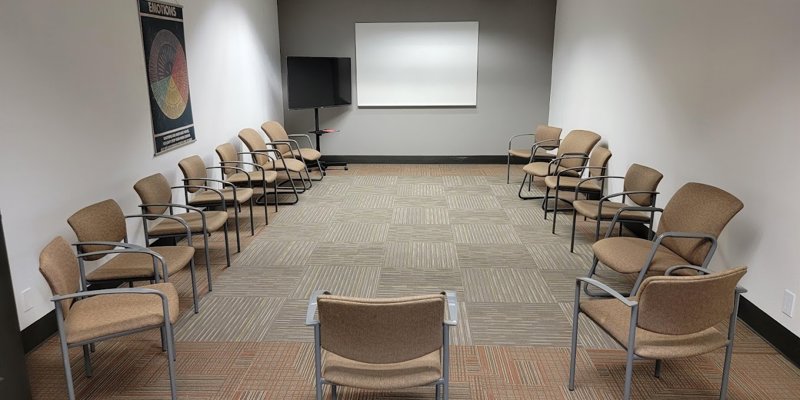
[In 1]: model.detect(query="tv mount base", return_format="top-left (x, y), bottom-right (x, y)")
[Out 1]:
top-left (308, 107), bottom-right (348, 171)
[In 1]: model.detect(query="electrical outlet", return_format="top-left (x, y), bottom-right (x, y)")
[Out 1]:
top-left (782, 290), bottom-right (796, 318)
top-left (21, 288), bottom-right (34, 312)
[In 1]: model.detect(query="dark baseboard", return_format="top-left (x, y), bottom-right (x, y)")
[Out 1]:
top-left (737, 296), bottom-right (800, 367)
top-left (322, 155), bottom-right (522, 164)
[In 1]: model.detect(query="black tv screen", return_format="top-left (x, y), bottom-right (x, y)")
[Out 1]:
top-left (287, 56), bottom-right (352, 110)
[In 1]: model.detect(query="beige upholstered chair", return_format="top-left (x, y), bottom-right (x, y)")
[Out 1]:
top-left (67, 199), bottom-right (201, 313)
top-left (586, 182), bottom-right (743, 296)
top-left (215, 143), bottom-right (279, 215)
top-left (543, 146), bottom-right (612, 233)
top-left (518, 129), bottom-right (601, 200)
top-left (306, 290), bottom-right (458, 400)
top-left (134, 173), bottom-right (232, 274)
top-left (178, 155), bottom-right (255, 253)
top-left (568, 164), bottom-right (663, 252)
top-left (569, 265), bottom-right (748, 400)
top-left (262, 120), bottom-right (324, 181)
top-left (40, 236), bottom-right (179, 400)
top-left (506, 124), bottom-right (562, 183)
top-left (239, 127), bottom-right (311, 195)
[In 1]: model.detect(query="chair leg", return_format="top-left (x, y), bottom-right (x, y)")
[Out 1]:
top-left (160, 326), bottom-right (167, 351)
top-left (568, 280), bottom-right (580, 391)
top-left (55, 309), bottom-right (76, 400)
top-left (188, 260), bottom-right (199, 313)
top-left (654, 359), bottom-right (663, 378)
top-left (551, 188), bottom-right (560, 233)
top-left (570, 209), bottom-right (578, 253)
top-left (233, 203), bottom-right (241, 252)
top-left (543, 187), bottom-right (551, 220)
top-left (273, 180), bottom-right (280, 212)
top-left (203, 232), bottom-right (213, 291)
top-left (163, 323), bottom-right (178, 400)
top-left (594, 218), bottom-right (602, 242)
top-left (720, 344), bottom-right (734, 399)
top-left (506, 154), bottom-right (511, 184)
top-left (223, 220), bottom-right (231, 268)
top-left (436, 383), bottom-right (441, 400)
top-left (331, 384), bottom-right (338, 400)
top-left (248, 197), bottom-right (255, 235)
top-left (82, 344), bottom-right (93, 377)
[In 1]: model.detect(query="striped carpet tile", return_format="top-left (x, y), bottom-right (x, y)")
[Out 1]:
top-left (467, 303), bottom-right (573, 346)
top-left (291, 265), bottom-right (381, 299)
top-left (447, 209), bottom-right (510, 225)
top-left (391, 207), bottom-right (450, 224)
top-left (353, 176), bottom-right (398, 186)
top-left (264, 299), bottom-right (314, 342)
top-left (384, 242), bottom-right (459, 269)
top-left (210, 265), bottom-right (305, 298)
top-left (396, 183), bottom-right (446, 196)
top-left (395, 175), bottom-right (445, 185)
top-left (325, 223), bottom-right (389, 242)
top-left (306, 242), bottom-right (386, 268)
top-left (455, 244), bottom-right (535, 267)
top-left (377, 269), bottom-right (464, 300)
top-left (526, 243), bottom-right (594, 270)
top-left (446, 194), bottom-right (502, 209)
top-left (175, 296), bottom-right (284, 342)
top-left (443, 176), bottom-right (489, 186)
top-left (453, 224), bottom-right (522, 244)
top-left (234, 240), bottom-right (317, 266)
top-left (253, 224), bottom-right (331, 242)
top-left (332, 208), bottom-right (394, 224)
top-left (387, 224), bottom-right (454, 242)
top-left (393, 195), bottom-right (450, 208)
top-left (463, 268), bottom-right (556, 303)
top-left (269, 207), bottom-right (336, 225)
top-left (341, 194), bottom-right (395, 209)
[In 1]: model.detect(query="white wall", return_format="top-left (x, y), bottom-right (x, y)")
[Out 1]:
top-left (550, 0), bottom-right (800, 334)
top-left (0, 0), bottom-right (283, 329)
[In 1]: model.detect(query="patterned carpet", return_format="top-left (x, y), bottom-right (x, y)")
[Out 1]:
top-left (26, 164), bottom-right (800, 399)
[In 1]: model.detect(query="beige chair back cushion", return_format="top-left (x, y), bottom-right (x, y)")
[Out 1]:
top-left (636, 266), bottom-right (747, 335)
top-left (587, 147), bottom-right (612, 178)
top-left (623, 164), bottom-right (664, 206)
top-left (239, 128), bottom-right (271, 166)
top-left (657, 182), bottom-right (744, 265)
top-left (556, 130), bottom-right (601, 169)
top-left (215, 143), bottom-right (239, 177)
top-left (178, 155), bottom-right (208, 194)
top-left (39, 236), bottom-right (80, 319)
top-left (534, 125), bottom-right (562, 149)
top-left (318, 294), bottom-right (445, 364)
top-left (261, 121), bottom-right (291, 155)
top-left (67, 199), bottom-right (127, 261)
top-left (133, 173), bottom-right (173, 218)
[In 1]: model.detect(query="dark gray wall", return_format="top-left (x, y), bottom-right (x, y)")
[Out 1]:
top-left (277, 0), bottom-right (557, 156)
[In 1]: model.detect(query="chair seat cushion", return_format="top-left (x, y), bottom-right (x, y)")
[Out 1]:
top-left (146, 211), bottom-right (229, 236)
top-left (227, 170), bottom-right (278, 185)
top-left (323, 350), bottom-right (442, 390)
top-left (592, 237), bottom-right (690, 274)
top-left (283, 148), bottom-right (321, 161)
top-left (508, 148), bottom-right (555, 160)
top-left (543, 176), bottom-right (602, 191)
top-left (188, 187), bottom-right (253, 206)
top-left (523, 162), bottom-right (580, 178)
top-left (261, 158), bottom-right (307, 173)
top-left (580, 298), bottom-right (728, 359)
top-left (86, 246), bottom-right (195, 282)
top-left (573, 200), bottom-right (652, 222)
top-left (65, 282), bottom-right (179, 344)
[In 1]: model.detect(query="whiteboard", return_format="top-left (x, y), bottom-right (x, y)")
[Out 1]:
top-left (355, 22), bottom-right (479, 107)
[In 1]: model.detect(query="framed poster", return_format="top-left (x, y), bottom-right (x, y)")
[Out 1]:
top-left (139, 0), bottom-right (196, 155)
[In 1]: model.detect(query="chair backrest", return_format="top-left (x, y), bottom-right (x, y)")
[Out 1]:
top-left (636, 266), bottom-right (747, 335)
top-left (133, 173), bottom-right (173, 219)
top-left (556, 130), bottom-right (601, 169)
top-left (587, 147), bottom-right (612, 178)
top-left (215, 143), bottom-right (239, 177)
top-left (178, 155), bottom-right (208, 194)
top-left (622, 164), bottom-right (663, 206)
top-left (67, 199), bottom-right (126, 261)
top-left (239, 128), bottom-right (271, 166)
top-left (534, 125), bottom-right (562, 149)
top-left (39, 236), bottom-right (81, 320)
top-left (657, 183), bottom-right (743, 266)
top-left (261, 121), bottom-right (291, 155)
top-left (318, 294), bottom-right (445, 364)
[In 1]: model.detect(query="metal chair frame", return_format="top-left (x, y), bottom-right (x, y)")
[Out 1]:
top-left (239, 148), bottom-right (303, 204)
top-left (506, 135), bottom-right (560, 184)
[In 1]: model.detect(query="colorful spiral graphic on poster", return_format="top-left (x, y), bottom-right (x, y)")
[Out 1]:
top-left (148, 30), bottom-right (190, 120)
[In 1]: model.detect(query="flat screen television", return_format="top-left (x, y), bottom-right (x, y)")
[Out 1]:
top-left (287, 56), bottom-right (352, 110)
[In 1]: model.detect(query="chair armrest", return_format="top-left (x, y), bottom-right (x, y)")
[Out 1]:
top-left (575, 175), bottom-right (624, 193)
top-left (126, 214), bottom-right (193, 245)
top-left (629, 231), bottom-right (718, 295)
top-left (576, 277), bottom-right (637, 307)
top-left (220, 160), bottom-right (266, 172)
top-left (665, 265), bottom-right (711, 275)
top-left (605, 206), bottom-right (664, 239)
top-left (442, 290), bottom-right (458, 326)
top-left (305, 289), bottom-right (331, 326)
top-left (72, 243), bottom-right (167, 281)
top-left (138, 203), bottom-right (205, 214)
top-left (508, 133), bottom-right (535, 150)
top-left (181, 177), bottom-right (235, 189)
top-left (548, 153), bottom-right (589, 173)
top-left (287, 134), bottom-right (315, 149)
top-left (599, 190), bottom-right (659, 203)
top-left (207, 165), bottom-right (251, 185)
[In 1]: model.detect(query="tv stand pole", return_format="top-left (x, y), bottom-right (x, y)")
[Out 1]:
top-left (309, 107), bottom-right (348, 170)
